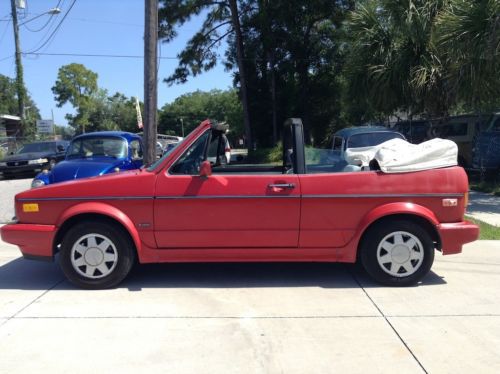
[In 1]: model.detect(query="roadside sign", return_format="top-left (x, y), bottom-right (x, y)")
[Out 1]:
top-left (36, 120), bottom-right (54, 134)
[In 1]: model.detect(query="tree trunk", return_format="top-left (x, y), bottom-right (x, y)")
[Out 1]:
top-left (259, 0), bottom-right (278, 145)
top-left (228, 0), bottom-right (252, 150)
top-left (268, 51), bottom-right (278, 145)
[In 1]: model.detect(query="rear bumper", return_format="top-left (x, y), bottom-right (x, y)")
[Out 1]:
top-left (0, 223), bottom-right (56, 261)
top-left (438, 221), bottom-right (480, 255)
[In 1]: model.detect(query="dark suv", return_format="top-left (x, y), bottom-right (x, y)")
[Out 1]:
top-left (0, 140), bottom-right (69, 179)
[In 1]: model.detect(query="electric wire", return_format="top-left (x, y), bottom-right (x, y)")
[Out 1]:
top-left (24, 0), bottom-right (76, 55)
top-left (0, 19), bottom-right (11, 46)
top-left (23, 52), bottom-right (178, 59)
top-left (22, 0), bottom-right (63, 33)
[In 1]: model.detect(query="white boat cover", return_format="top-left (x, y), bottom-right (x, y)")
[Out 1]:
top-left (344, 138), bottom-right (458, 173)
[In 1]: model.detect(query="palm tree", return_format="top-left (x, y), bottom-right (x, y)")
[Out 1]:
top-left (344, 0), bottom-right (450, 118)
top-left (433, 0), bottom-right (500, 110)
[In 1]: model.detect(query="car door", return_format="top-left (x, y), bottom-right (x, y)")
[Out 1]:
top-left (153, 129), bottom-right (301, 248)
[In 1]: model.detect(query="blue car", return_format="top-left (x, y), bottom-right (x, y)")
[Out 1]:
top-left (32, 131), bottom-right (143, 188)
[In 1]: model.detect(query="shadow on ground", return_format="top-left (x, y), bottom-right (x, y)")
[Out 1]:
top-left (0, 257), bottom-right (446, 291)
top-left (467, 191), bottom-right (500, 215)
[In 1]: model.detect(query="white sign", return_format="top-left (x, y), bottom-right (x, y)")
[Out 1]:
top-left (36, 120), bottom-right (54, 134)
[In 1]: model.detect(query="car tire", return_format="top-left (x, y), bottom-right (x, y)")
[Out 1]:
top-left (360, 220), bottom-right (434, 286)
top-left (59, 221), bottom-right (135, 289)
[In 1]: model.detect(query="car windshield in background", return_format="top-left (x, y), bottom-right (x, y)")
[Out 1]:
top-left (67, 137), bottom-right (127, 158)
top-left (16, 142), bottom-right (55, 154)
top-left (347, 132), bottom-right (405, 148)
top-left (147, 140), bottom-right (183, 171)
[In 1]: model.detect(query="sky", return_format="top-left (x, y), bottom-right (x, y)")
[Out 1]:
top-left (0, 0), bottom-right (233, 126)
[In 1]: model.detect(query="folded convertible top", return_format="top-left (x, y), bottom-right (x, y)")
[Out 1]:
top-left (344, 138), bottom-right (458, 173)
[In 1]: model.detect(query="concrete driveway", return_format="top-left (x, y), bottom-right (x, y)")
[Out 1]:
top-left (1, 239), bottom-right (499, 374)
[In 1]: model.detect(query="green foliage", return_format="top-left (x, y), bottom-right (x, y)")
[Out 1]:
top-left (52, 63), bottom-right (98, 108)
top-left (343, 0), bottom-right (500, 118)
top-left (247, 143), bottom-right (282, 164)
top-left (158, 89), bottom-right (243, 139)
top-left (52, 64), bottom-right (141, 134)
top-left (159, 0), bottom-right (232, 85)
top-left (49, 2), bottom-right (500, 145)
top-left (0, 75), bottom-right (18, 115)
top-left (433, 0), bottom-right (500, 110)
top-left (344, 0), bottom-right (449, 117)
top-left (0, 74), bottom-right (41, 137)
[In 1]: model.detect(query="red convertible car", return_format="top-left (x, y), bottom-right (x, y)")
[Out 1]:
top-left (1, 119), bottom-right (479, 289)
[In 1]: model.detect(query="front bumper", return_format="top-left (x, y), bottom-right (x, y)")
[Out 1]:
top-left (0, 162), bottom-right (49, 176)
top-left (0, 223), bottom-right (56, 261)
top-left (438, 221), bottom-right (480, 255)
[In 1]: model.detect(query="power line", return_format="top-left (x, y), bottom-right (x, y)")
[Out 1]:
top-left (24, 52), bottom-right (178, 59)
top-left (67, 17), bottom-right (142, 28)
top-left (0, 19), bottom-right (11, 46)
top-left (25, 0), bottom-right (77, 54)
top-left (22, 0), bottom-right (63, 33)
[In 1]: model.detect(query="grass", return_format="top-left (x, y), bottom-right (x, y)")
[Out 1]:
top-left (465, 215), bottom-right (500, 240)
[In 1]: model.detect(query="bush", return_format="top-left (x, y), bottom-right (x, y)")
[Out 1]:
top-left (247, 142), bottom-right (282, 164)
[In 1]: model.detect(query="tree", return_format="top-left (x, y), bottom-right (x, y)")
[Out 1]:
top-left (0, 75), bottom-right (18, 115)
top-left (223, 0), bottom-right (350, 145)
top-left (0, 74), bottom-right (41, 137)
top-left (159, 0), bottom-right (253, 149)
top-left (158, 89), bottom-right (243, 142)
top-left (434, 0), bottom-right (500, 111)
top-left (52, 63), bottom-right (98, 133)
top-left (343, 1), bottom-right (449, 118)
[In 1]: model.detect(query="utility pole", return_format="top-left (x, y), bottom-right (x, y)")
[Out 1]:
top-left (143, 0), bottom-right (158, 166)
top-left (10, 0), bottom-right (26, 126)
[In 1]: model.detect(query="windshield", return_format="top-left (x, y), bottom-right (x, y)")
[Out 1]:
top-left (16, 142), bottom-right (55, 154)
top-left (147, 140), bottom-right (183, 171)
top-left (347, 132), bottom-right (405, 148)
top-left (67, 137), bottom-right (127, 159)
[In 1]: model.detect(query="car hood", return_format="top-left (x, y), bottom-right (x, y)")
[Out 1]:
top-left (2, 151), bottom-right (53, 162)
top-left (50, 158), bottom-right (125, 183)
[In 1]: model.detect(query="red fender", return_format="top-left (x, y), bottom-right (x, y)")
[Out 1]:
top-left (55, 202), bottom-right (142, 256)
top-left (339, 202), bottom-right (440, 263)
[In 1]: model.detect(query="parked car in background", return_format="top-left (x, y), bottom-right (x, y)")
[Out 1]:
top-left (0, 140), bottom-right (68, 179)
top-left (208, 133), bottom-right (231, 165)
top-left (471, 112), bottom-right (500, 177)
top-left (327, 127), bottom-right (406, 170)
top-left (393, 115), bottom-right (488, 168)
top-left (31, 131), bottom-right (143, 188)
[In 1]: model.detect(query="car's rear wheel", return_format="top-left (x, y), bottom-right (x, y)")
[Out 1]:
top-left (60, 221), bottom-right (135, 289)
top-left (360, 220), bottom-right (434, 286)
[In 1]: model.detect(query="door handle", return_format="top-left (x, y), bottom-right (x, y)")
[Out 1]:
top-left (268, 183), bottom-right (295, 189)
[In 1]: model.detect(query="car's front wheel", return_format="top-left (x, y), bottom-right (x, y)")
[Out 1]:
top-left (360, 220), bottom-right (435, 286)
top-left (60, 221), bottom-right (135, 289)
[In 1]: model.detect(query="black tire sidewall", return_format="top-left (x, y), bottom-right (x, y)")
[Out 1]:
top-left (60, 221), bottom-right (135, 289)
top-left (361, 220), bottom-right (435, 286)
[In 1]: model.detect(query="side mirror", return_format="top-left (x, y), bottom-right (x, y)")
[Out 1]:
top-left (57, 145), bottom-right (65, 152)
top-left (199, 160), bottom-right (212, 179)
